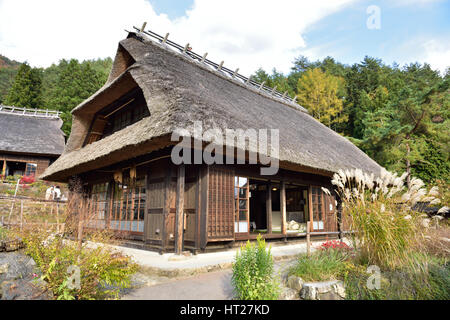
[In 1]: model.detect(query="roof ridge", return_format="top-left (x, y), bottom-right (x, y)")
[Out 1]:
top-left (129, 26), bottom-right (308, 114)
top-left (0, 105), bottom-right (62, 119)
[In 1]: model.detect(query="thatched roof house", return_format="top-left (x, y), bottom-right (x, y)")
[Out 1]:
top-left (0, 106), bottom-right (65, 178)
top-left (41, 29), bottom-right (382, 253)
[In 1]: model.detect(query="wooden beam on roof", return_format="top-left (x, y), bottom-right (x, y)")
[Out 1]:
top-left (174, 164), bottom-right (185, 254)
top-left (162, 33), bottom-right (169, 44)
top-left (140, 22), bottom-right (147, 33)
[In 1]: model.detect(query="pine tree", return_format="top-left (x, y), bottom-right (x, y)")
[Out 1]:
top-left (4, 62), bottom-right (43, 108)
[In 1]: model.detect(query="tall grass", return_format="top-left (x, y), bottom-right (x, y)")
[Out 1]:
top-left (332, 168), bottom-right (442, 269)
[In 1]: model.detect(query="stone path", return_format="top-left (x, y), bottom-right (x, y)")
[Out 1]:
top-left (123, 269), bottom-right (233, 300)
top-left (122, 259), bottom-right (296, 300)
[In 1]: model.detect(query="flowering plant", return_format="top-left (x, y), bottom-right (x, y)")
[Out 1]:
top-left (320, 240), bottom-right (350, 250)
top-left (20, 175), bottom-right (35, 185)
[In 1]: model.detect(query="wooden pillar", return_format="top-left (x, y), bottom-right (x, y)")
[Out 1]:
top-left (199, 166), bottom-right (209, 250)
top-left (281, 180), bottom-right (286, 235)
top-left (174, 165), bottom-right (185, 255)
top-left (194, 168), bottom-right (201, 252)
top-left (266, 181), bottom-right (272, 234)
top-left (1, 160), bottom-right (6, 178)
top-left (308, 185), bottom-right (313, 232)
top-left (306, 221), bottom-right (311, 256)
top-left (161, 165), bottom-right (173, 253)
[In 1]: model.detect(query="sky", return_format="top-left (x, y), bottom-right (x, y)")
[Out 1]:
top-left (0, 0), bottom-right (448, 76)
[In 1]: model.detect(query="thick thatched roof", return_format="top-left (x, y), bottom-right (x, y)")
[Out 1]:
top-left (0, 107), bottom-right (65, 157)
top-left (41, 32), bottom-right (382, 181)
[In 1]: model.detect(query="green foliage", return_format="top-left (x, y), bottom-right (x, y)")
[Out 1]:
top-left (289, 248), bottom-right (351, 282)
top-left (4, 62), bottom-right (43, 109)
top-left (231, 235), bottom-right (280, 300)
top-left (43, 58), bottom-right (112, 135)
top-left (254, 55), bottom-right (449, 184)
top-left (0, 226), bottom-right (8, 240)
top-left (1, 55), bottom-right (112, 136)
top-left (344, 259), bottom-right (450, 300)
top-left (22, 230), bottom-right (138, 300)
top-left (0, 54), bottom-right (21, 103)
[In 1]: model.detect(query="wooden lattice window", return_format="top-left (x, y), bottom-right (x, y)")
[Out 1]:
top-left (235, 176), bottom-right (249, 234)
top-left (90, 182), bottom-right (109, 229)
top-left (311, 186), bottom-right (324, 230)
top-left (208, 167), bottom-right (234, 239)
top-left (109, 175), bottom-right (146, 234)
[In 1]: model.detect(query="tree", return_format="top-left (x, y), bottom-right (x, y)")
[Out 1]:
top-left (296, 68), bottom-right (347, 130)
top-left (46, 59), bottom-right (110, 135)
top-left (4, 62), bottom-right (43, 109)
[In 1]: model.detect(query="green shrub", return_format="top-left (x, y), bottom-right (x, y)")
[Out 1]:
top-left (344, 260), bottom-right (450, 300)
top-left (231, 235), bottom-right (280, 300)
top-left (22, 229), bottom-right (138, 300)
top-left (290, 247), bottom-right (352, 282)
top-left (0, 226), bottom-right (8, 240)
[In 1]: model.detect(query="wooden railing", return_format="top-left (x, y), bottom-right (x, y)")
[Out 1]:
top-left (0, 105), bottom-right (62, 118)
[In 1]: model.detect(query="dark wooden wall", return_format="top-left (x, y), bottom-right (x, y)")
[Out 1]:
top-left (0, 153), bottom-right (52, 178)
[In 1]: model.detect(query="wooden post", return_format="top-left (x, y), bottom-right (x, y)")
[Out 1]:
top-left (266, 181), bottom-right (272, 234)
top-left (174, 165), bottom-right (185, 255)
top-left (56, 202), bottom-right (60, 233)
top-left (306, 221), bottom-right (311, 256)
top-left (199, 166), bottom-right (209, 250)
top-left (337, 199), bottom-right (343, 241)
top-left (161, 165), bottom-right (174, 253)
top-left (20, 200), bottom-right (23, 231)
top-left (281, 181), bottom-right (286, 235)
top-left (8, 178), bottom-right (21, 222)
top-left (77, 200), bottom-right (84, 250)
top-left (308, 186), bottom-right (313, 231)
top-left (1, 160), bottom-right (6, 179)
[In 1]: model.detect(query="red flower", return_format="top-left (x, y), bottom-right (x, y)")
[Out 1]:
top-left (20, 175), bottom-right (35, 185)
top-left (320, 240), bottom-right (350, 250)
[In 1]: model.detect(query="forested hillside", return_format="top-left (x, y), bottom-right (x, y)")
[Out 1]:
top-left (0, 54), bottom-right (21, 102)
top-left (1, 57), bottom-right (112, 135)
top-left (0, 52), bottom-right (448, 184)
top-left (252, 57), bottom-right (449, 185)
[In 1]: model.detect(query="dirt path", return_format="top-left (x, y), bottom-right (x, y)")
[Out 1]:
top-left (122, 259), bottom-right (296, 300)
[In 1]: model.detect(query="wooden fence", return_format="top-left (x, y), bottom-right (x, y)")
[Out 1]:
top-left (0, 196), bottom-right (67, 233)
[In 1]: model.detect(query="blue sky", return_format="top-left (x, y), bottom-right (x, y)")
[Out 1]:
top-left (148, 0), bottom-right (450, 73)
top-left (0, 0), bottom-right (448, 75)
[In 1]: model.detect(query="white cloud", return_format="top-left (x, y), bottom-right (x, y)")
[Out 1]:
top-left (390, 0), bottom-right (444, 7)
top-left (0, 0), bottom-right (172, 66)
top-left (0, 0), bottom-right (355, 75)
top-left (388, 36), bottom-right (450, 74)
top-left (422, 39), bottom-right (450, 75)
